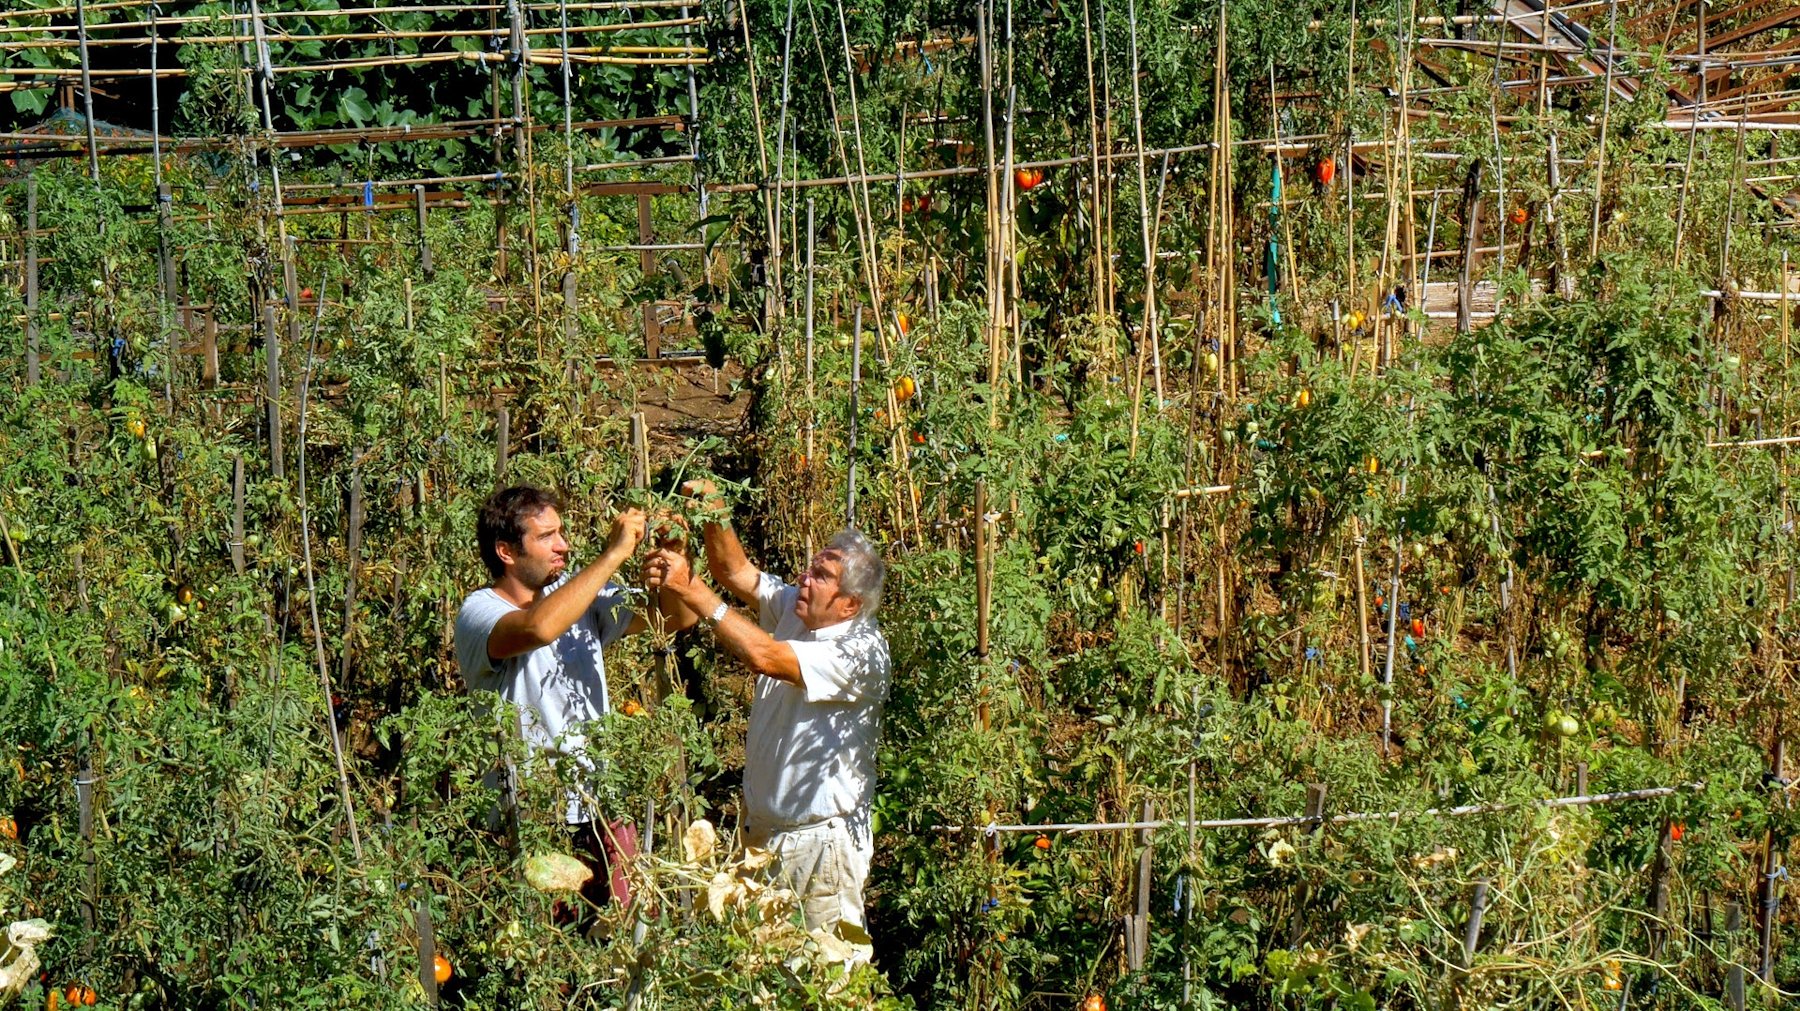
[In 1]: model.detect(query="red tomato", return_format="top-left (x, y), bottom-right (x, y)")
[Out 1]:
top-left (1013, 167), bottom-right (1045, 191)
top-left (1670, 822), bottom-right (1685, 842)
top-left (1411, 617), bottom-right (1424, 637)
top-left (1315, 157), bottom-right (1336, 186)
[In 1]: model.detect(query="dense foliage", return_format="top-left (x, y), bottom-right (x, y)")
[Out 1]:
top-left (2, 1), bottom-right (1798, 1009)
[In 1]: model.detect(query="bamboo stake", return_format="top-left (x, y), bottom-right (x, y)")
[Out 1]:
top-left (772, 0), bottom-right (799, 323)
top-left (1082, 0), bottom-right (1105, 315)
top-left (23, 176), bottom-right (37, 386)
top-left (1587, 0), bottom-right (1616, 262)
top-left (1123, 0), bottom-right (1166, 410)
top-left (73, 0), bottom-right (99, 183)
top-left (1674, 18), bottom-right (1707, 270)
top-left (294, 282), bottom-right (366, 864)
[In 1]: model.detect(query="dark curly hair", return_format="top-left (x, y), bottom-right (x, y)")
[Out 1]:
top-left (477, 485), bottom-right (563, 579)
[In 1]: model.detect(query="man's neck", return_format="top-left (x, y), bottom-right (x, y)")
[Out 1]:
top-left (492, 574), bottom-right (540, 610)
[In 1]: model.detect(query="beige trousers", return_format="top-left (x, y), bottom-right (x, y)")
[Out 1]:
top-left (755, 816), bottom-right (874, 950)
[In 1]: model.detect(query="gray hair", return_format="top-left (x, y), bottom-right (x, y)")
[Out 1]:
top-left (827, 529), bottom-right (885, 616)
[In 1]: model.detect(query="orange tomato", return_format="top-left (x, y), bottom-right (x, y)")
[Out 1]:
top-left (1315, 158), bottom-right (1336, 186)
top-left (64, 987), bottom-right (96, 1007)
top-left (1509, 206), bottom-right (1528, 226)
top-left (894, 376), bottom-right (917, 402)
top-left (1296, 388), bottom-right (1313, 409)
top-left (45, 990), bottom-right (58, 1011)
top-left (1034, 834), bottom-right (1051, 850)
top-left (1082, 995), bottom-right (1107, 1011)
top-left (434, 953), bottom-right (453, 986)
top-left (1411, 617), bottom-right (1424, 637)
top-left (621, 700), bottom-right (643, 717)
top-left (896, 312), bottom-right (911, 335)
top-left (912, 431), bottom-right (925, 445)
top-left (0, 816), bottom-right (16, 841)
top-left (1014, 167), bottom-right (1045, 191)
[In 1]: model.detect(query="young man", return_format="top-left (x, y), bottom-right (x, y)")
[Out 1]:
top-left (645, 480), bottom-right (890, 949)
top-left (454, 485), bottom-right (684, 910)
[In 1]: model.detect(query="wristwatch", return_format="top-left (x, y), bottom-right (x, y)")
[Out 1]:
top-left (705, 600), bottom-right (729, 626)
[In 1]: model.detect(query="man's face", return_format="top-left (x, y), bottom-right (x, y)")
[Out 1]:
top-left (500, 507), bottom-right (570, 591)
top-left (795, 550), bottom-right (861, 630)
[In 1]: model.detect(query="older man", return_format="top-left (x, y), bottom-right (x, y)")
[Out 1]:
top-left (646, 480), bottom-right (890, 945)
top-left (454, 485), bottom-right (687, 911)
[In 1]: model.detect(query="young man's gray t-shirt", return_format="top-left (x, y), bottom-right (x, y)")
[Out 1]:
top-left (453, 572), bottom-right (634, 823)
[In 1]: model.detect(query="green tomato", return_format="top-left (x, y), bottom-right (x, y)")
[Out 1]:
top-left (141, 437), bottom-right (158, 462)
top-left (1100, 589), bottom-right (1115, 605)
top-left (1542, 710), bottom-right (1564, 735)
top-left (244, 533), bottom-right (263, 549)
top-left (167, 602), bottom-right (188, 624)
top-left (7, 525), bottom-right (26, 544)
top-left (1556, 714), bottom-right (1580, 738)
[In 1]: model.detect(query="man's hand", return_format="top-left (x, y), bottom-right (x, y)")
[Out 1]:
top-left (679, 479), bottom-right (720, 503)
top-left (650, 508), bottom-right (690, 553)
top-left (645, 548), bottom-right (706, 605)
top-left (606, 506), bottom-right (648, 556)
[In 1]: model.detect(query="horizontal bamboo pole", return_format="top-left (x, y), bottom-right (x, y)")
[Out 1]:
top-left (0, 0), bottom-right (691, 24)
top-left (0, 114), bottom-right (680, 156)
top-left (0, 47), bottom-right (705, 76)
top-left (936, 783), bottom-right (1701, 835)
top-left (0, 17), bottom-right (703, 47)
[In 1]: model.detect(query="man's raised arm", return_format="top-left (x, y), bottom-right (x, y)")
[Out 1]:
top-left (681, 479), bottom-right (762, 607)
top-left (487, 508), bottom-right (644, 659)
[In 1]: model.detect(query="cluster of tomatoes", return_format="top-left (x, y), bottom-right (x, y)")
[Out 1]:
top-left (43, 984), bottom-right (97, 1008)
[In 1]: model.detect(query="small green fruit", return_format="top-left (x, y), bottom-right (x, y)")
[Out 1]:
top-left (167, 602), bottom-right (188, 624)
top-left (1556, 714), bottom-right (1579, 738)
top-left (141, 437), bottom-right (158, 461)
top-left (244, 533), bottom-right (262, 549)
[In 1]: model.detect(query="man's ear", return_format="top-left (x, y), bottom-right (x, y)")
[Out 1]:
top-left (494, 539), bottom-right (521, 569)
top-left (839, 595), bottom-right (863, 620)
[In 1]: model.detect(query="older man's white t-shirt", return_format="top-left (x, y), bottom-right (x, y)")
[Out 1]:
top-left (453, 572), bottom-right (635, 823)
top-left (744, 571), bottom-right (891, 840)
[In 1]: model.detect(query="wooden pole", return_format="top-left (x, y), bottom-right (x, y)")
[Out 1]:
top-left (230, 453), bottom-right (246, 576)
top-left (1461, 879), bottom-right (1490, 968)
top-left (415, 184), bottom-right (434, 276)
top-left (1727, 900), bottom-right (1745, 1011)
top-left (638, 193), bottom-right (660, 358)
top-left (264, 303), bottom-right (284, 478)
top-left (494, 405), bottom-right (510, 483)
top-left (1757, 733), bottom-right (1784, 981)
top-left (339, 463), bottom-right (366, 686)
top-left (415, 899), bottom-right (440, 1005)
top-left (1456, 159), bottom-right (1483, 334)
top-left (202, 305), bottom-right (219, 387)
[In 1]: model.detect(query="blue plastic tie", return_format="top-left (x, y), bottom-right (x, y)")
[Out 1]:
top-left (363, 180), bottom-right (374, 207)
